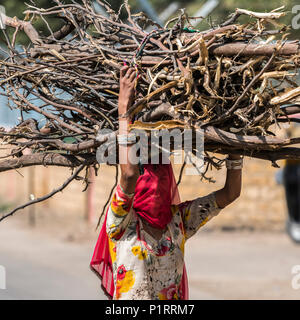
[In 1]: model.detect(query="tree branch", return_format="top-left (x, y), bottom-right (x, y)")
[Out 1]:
top-left (0, 164), bottom-right (86, 222)
top-left (1, 13), bottom-right (42, 44)
top-left (0, 153), bottom-right (95, 173)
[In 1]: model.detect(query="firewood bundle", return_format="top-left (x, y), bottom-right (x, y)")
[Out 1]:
top-left (0, 0), bottom-right (300, 175)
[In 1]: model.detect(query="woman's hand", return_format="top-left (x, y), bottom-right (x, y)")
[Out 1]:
top-left (118, 66), bottom-right (138, 117)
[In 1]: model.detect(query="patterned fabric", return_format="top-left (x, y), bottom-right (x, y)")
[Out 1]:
top-left (106, 184), bottom-right (221, 300)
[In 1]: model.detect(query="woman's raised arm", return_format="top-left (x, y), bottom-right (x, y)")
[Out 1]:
top-left (214, 154), bottom-right (243, 209)
top-left (118, 66), bottom-right (140, 195)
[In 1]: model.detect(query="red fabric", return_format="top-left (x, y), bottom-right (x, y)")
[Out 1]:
top-left (133, 164), bottom-right (180, 229)
top-left (89, 212), bottom-right (114, 299)
top-left (90, 163), bottom-right (189, 300)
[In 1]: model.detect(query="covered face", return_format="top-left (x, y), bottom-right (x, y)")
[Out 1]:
top-left (133, 163), bottom-right (180, 229)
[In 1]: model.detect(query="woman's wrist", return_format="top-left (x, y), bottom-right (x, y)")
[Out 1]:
top-left (225, 156), bottom-right (243, 170)
top-left (119, 118), bottom-right (132, 135)
top-left (118, 101), bottom-right (132, 125)
top-left (117, 133), bottom-right (136, 145)
top-left (119, 117), bottom-right (132, 123)
top-left (118, 100), bottom-right (131, 115)
top-left (227, 154), bottom-right (242, 160)
top-left (118, 111), bottom-right (131, 120)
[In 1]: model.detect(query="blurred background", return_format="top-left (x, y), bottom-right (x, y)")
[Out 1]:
top-left (0, 0), bottom-right (300, 300)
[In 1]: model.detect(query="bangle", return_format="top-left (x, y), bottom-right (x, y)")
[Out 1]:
top-left (225, 158), bottom-right (243, 170)
top-left (117, 133), bottom-right (136, 145)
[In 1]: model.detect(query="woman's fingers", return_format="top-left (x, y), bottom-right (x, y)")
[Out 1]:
top-left (120, 65), bottom-right (129, 78)
top-left (129, 69), bottom-right (138, 82)
top-left (124, 67), bottom-right (135, 79)
top-left (120, 66), bottom-right (138, 89)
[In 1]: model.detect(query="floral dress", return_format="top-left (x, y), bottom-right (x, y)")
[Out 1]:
top-left (106, 184), bottom-right (222, 300)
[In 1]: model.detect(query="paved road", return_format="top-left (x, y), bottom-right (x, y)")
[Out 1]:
top-left (0, 219), bottom-right (105, 300)
top-left (0, 218), bottom-right (300, 300)
top-left (185, 230), bottom-right (300, 300)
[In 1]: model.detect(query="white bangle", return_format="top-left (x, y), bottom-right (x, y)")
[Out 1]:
top-left (227, 165), bottom-right (243, 170)
top-left (225, 158), bottom-right (243, 170)
top-left (117, 133), bottom-right (136, 145)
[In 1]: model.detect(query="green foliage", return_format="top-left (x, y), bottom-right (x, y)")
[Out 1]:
top-left (1, 0), bottom-right (299, 44)
top-left (1, 0), bottom-right (74, 45)
top-left (207, 0), bottom-right (300, 39)
top-left (107, 0), bottom-right (300, 39)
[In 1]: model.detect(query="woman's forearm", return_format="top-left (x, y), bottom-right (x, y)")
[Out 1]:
top-left (119, 118), bottom-right (140, 194)
top-left (215, 154), bottom-right (242, 208)
top-left (118, 66), bottom-right (140, 195)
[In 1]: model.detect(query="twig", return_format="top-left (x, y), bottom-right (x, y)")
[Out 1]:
top-left (0, 164), bottom-right (86, 222)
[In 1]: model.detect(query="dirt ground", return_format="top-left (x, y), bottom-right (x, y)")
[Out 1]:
top-left (0, 212), bottom-right (300, 300)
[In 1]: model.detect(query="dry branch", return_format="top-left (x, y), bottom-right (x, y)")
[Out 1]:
top-left (0, 1), bottom-right (299, 162)
top-left (0, 1), bottom-right (300, 221)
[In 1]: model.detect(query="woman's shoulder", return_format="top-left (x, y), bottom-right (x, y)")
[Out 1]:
top-left (170, 204), bottom-right (184, 223)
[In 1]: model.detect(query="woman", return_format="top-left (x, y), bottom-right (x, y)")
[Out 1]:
top-left (90, 66), bottom-right (243, 300)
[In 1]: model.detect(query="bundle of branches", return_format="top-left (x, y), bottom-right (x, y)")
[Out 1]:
top-left (1, 1), bottom-right (300, 221)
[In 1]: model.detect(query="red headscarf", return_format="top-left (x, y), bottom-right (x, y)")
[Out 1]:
top-left (133, 164), bottom-right (180, 229)
top-left (90, 163), bottom-right (188, 299)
